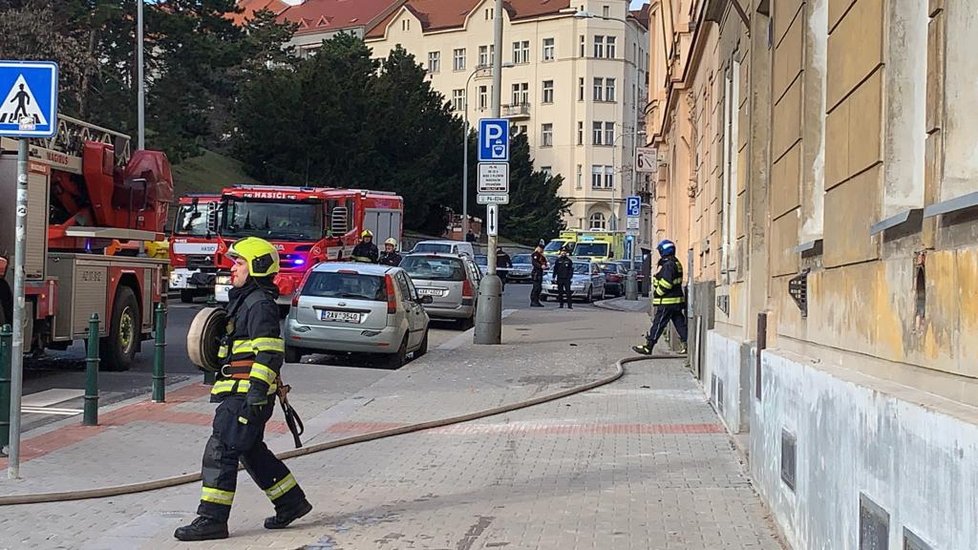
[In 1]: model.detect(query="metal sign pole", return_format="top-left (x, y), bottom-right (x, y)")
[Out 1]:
top-left (8, 138), bottom-right (27, 478)
top-left (474, 0), bottom-right (505, 345)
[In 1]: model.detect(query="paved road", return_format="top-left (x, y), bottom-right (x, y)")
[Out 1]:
top-left (16, 281), bottom-right (574, 432)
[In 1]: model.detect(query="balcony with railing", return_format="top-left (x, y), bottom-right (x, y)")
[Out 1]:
top-left (501, 102), bottom-right (531, 119)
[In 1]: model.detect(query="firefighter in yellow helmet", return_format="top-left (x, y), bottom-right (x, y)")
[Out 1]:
top-left (379, 237), bottom-right (402, 266)
top-left (350, 229), bottom-right (379, 263)
top-left (175, 237), bottom-right (311, 541)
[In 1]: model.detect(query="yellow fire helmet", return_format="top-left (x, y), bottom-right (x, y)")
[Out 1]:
top-left (361, 230), bottom-right (374, 238)
top-left (384, 237), bottom-right (397, 247)
top-left (226, 236), bottom-right (280, 278)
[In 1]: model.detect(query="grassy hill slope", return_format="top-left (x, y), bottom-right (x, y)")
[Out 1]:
top-left (171, 149), bottom-right (260, 197)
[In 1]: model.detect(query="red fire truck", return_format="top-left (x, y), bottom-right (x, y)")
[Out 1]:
top-left (168, 194), bottom-right (220, 303)
top-left (209, 185), bottom-right (404, 305)
top-left (0, 116), bottom-right (171, 370)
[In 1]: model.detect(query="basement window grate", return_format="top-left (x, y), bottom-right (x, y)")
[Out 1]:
top-left (859, 494), bottom-right (889, 550)
top-left (903, 528), bottom-right (933, 550)
top-left (780, 429), bottom-right (796, 491)
top-left (711, 374), bottom-right (718, 407)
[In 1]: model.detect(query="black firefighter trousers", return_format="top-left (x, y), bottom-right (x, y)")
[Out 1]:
top-left (645, 304), bottom-right (689, 348)
top-left (198, 395), bottom-right (306, 522)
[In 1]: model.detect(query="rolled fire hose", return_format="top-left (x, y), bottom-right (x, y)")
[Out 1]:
top-left (0, 349), bottom-right (681, 506)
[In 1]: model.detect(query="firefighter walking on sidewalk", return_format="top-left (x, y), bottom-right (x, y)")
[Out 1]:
top-left (633, 239), bottom-right (688, 355)
top-left (175, 237), bottom-right (312, 541)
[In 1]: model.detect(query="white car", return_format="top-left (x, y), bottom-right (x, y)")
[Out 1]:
top-left (284, 263), bottom-right (432, 368)
top-left (409, 240), bottom-right (475, 258)
top-left (541, 259), bottom-right (607, 303)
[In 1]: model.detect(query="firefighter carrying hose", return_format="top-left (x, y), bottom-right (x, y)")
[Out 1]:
top-left (175, 237), bottom-right (312, 541)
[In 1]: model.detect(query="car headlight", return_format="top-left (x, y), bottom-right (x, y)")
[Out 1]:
top-left (216, 275), bottom-right (231, 285)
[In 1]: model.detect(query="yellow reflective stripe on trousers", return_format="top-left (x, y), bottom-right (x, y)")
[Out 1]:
top-left (249, 363), bottom-right (277, 386)
top-left (201, 486), bottom-right (234, 506)
top-left (264, 473), bottom-right (298, 501)
top-left (252, 337), bottom-right (285, 353)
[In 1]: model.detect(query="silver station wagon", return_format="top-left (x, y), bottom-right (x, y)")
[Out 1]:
top-left (284, 263), bottom-right (431, 368)
top-left (399, 253), bottom-right (481, 328)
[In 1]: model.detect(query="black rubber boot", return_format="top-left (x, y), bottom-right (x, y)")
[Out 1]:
top-left (174, 516), bottom-right (229, 541)
top-left (632, 345), bottom-right (653, 355)
top-left (264, 499), bottom-right (313, 530)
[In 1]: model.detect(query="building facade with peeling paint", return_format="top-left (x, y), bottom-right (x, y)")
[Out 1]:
top-left (647, 0), bottom-right (978, 547)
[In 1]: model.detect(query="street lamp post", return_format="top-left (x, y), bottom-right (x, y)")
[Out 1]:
top-left (462, 62), bottom-right (515, 240)
top-left (137, 0), bottom-right (145, 150)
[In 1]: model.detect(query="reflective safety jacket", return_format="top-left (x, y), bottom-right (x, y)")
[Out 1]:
top-left (213, 282), bottom-right (284, 400)
top-left (652, 256), bottom-right (685, 306)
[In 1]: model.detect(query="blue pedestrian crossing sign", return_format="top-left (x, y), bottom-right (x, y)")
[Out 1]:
top-left (478, 118), bottom-right (509, 162)
top-left (0, 61), bottom-right (59, 138)
top-left (626, 195), bottom-right (641, 217)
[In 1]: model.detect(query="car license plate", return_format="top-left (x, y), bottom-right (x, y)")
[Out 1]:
top-left (418, 288), bottom-right (443, 297)
top-left (320, 310), bottom-right (362, 323)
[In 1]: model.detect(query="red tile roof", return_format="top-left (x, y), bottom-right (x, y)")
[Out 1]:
top-left (228, 0), bottom-right (291, 26)
top-left (366, 0), bottom-right (572, 40)
top-left (278, 0), bottom-right (403, 35)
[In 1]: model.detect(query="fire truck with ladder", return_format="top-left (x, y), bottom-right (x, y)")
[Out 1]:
top-left (0, 115), bottom-right (172, 370)
top-left (168, 194), bottom-right (220, 303)
top-left (208, 185), bottom-right (404, 305)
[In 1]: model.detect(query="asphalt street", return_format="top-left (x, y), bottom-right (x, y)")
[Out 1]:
top-left (15, 280), bottom-right (602, 432)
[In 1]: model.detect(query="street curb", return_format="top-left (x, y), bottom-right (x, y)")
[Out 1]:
top-left (593, 298), bottom-right (649, 313)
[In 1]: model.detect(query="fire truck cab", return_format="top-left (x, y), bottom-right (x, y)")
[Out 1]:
top-left (210, 185), bottom-right (404, 306)
top-left (168, 194), bottom-right (220, 303)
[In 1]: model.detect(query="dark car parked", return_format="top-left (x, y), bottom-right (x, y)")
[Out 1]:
top-left (597, 262), bottom-right (625, 297)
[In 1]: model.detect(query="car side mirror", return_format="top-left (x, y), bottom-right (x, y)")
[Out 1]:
top-left (418, 295), bottom-right (434, 305)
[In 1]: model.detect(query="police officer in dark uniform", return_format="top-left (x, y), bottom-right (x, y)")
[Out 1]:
top-left (351, 230), bottom-right (379, 263)
top-left (530, 242), bottom-right (548, 307)
top-left (175, 237), bottom-right (312, 541)
top-left (552, 246), bottom-right (575, 309)
top-left (632, 239), bottom-right (688, 355)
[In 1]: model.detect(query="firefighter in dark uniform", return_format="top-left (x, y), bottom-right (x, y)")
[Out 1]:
top-left (379, 237), bottom-right (402, 266)
top-left (552, 246), bottom-right (575, 309)
top-left (351, 230), bottom-right (379, 263)
top-left (175, 237), bottom-right (312, 541)
top-left (496, 247), bottom-right (513, 290)
top-left (530, 243), bottom-right (548, 307)
top-left (632, 239), bottom-right (688, 355)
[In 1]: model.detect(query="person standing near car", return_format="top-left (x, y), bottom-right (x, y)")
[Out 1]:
top-left (632, 239), bottom-right (688, 355)
top-left (379, 238), bottom-right (402, 266)
top-left (496, 247), bottom-right (513, 290)
top-left (351, 230), bottom-right (379, 263)
top-left (530, 243), bottom-right (548, 307)
top-left (175, 237), bottom-right (311, 542)
top-left (552, 247), bottom-right (574, 309)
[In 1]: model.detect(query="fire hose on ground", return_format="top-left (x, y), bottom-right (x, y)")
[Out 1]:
top-left (0, 307), bottom-right (681, 507)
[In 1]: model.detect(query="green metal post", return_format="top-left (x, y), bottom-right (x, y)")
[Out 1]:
top-left (0, 324), bottom-right (11, 451)
top-left (83, 314), bottom-right (100, 426)
top-left (152, 303), bottom-right (166, 402)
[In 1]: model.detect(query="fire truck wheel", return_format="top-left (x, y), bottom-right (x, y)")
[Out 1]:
top-left (101, 286), bottom-right (140, 371)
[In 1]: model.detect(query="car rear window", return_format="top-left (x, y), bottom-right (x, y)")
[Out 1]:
top-left (301, 272), bottom-right (387, 301)
top-left (400, 256), bottom-right (466, 281)
top-left (412, 243), bottom-right (452, 254)
top-left (513, 254), bottom-right (531, 264)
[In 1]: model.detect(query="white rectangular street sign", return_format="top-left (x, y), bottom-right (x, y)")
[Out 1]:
top-left (478, 162), bottom-right (509, 194)
top-left (626, 228), bottom-right (640, 237)
top-left (486, 204), bottom-right (499, 236)
top-left (626, 217), bottom-right (640, 230)
top-left (477, 193), bottom-right (510, 205)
